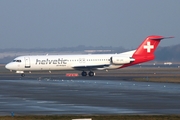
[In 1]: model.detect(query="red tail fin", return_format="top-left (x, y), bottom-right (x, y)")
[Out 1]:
top-left (133, 35), bottom-right (162, 56)
top-left (120, 35), bottom-right (173, 68)
top-left (132, 35), bottom-right (173, 64)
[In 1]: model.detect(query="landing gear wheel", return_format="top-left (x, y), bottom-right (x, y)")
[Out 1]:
top-left (88, 71), bottom-right (95, 77)
top-left (21, 73), bottom-right (25, 77)
top-left (81, 71), bottom-right (87, 76)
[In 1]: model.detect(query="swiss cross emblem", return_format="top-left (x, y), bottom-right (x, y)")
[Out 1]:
top-left (143, 41), bottom-right (154, 53)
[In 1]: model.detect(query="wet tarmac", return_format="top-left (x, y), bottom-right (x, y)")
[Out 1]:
top-left (0, 78), bottom-right (180, 115)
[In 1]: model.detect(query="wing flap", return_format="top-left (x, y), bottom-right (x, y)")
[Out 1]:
top-left (72, 64), bottom-right (110, 70)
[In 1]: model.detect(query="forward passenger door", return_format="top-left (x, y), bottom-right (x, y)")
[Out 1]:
top-left (24, 57), bottom-right (31, 68)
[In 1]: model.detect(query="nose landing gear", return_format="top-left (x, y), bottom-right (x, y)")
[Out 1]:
top-left (21, 73), bottom-right (25, 77)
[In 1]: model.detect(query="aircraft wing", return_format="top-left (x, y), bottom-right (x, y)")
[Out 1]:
top-left (72, 64), bottom-right (110, 70)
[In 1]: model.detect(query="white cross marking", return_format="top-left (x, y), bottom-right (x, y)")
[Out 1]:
top-left (143, 41), bottom-right (154, 53)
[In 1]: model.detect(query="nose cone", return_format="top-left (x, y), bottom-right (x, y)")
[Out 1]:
top-left (5, 63), bottom-right (13, 70)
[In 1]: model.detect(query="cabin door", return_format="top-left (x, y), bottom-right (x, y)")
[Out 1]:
top-left (24, 57), bottom-right (31, 68)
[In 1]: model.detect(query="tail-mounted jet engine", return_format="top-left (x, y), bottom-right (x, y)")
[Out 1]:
top-left (111, 56), bottom-right (135, 65)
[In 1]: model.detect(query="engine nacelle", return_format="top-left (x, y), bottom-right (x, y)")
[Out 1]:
top-left (111, 56), bottom-right (135, 65)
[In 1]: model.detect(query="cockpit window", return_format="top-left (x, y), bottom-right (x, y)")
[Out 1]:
top-left (17, 60), bottom-right (21, 62)
top-left (13, 60), bottom-right (21, 62)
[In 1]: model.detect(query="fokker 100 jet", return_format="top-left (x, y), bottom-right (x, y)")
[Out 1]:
top-left (5, 35), bottom-right (173, 77)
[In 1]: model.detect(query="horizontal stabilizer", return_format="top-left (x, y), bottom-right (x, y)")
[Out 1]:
top-left (150, 36), bottom-right (174, 40)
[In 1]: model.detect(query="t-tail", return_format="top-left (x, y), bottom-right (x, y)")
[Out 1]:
top-left (121, 35), bottom-right (173, 68)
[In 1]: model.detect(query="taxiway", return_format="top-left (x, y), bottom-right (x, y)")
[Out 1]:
top-left (0, 78), bottom-right (180, 115)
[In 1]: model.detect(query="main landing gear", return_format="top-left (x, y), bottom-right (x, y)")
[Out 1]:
top-left (81, 71), bottom-right (95, 77)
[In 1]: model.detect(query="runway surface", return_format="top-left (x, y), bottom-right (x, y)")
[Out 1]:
top-left (0, 78), bottom-right (180, 116)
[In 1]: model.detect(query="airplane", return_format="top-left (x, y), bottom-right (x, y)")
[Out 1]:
top-left (5, 35), bottom-right (173, 77)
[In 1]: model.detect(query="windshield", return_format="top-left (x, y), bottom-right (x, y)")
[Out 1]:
top-left (13, 60), bottom-right (22, 62)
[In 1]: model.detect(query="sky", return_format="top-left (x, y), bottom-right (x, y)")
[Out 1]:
top-left (0, 0), bottom-right (180, 49)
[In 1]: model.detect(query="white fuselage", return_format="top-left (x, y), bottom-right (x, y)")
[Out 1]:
top-left (5, 50), bottom-right (135, 72)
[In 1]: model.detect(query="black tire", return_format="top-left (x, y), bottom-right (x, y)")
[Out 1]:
top-left (88, 71), bottom-right (94, 77)
top-left (21, 74), bottom-right (25, 77)
top-left (81, 71), bottom-right (87, 76)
